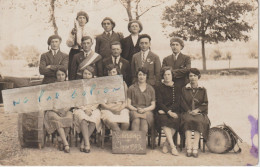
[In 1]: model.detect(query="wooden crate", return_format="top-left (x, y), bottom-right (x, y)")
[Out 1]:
top-left (18, 111), bottom-right (45, 149)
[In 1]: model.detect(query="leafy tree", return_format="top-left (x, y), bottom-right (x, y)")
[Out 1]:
top-left (162, 0), bottom-right (255, 70)
top-left (1, 44), bottom-right (20, 60)
top-left (119, 0), bottom-right (168, 21)
top-left (20, 46), bottom-right (41, 67)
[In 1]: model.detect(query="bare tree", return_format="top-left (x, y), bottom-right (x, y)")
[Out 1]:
top-left (118, 0), bottom-right (168, 21)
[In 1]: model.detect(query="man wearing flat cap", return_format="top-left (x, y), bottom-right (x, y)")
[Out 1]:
top-left (95, 17), bottom-right (124, 59)
top-left (120, 20), bottom-right (142, 64)
top-left (162, 37), bottom-right (191, 88)
top-left (39, 35), bottom-right (69, 84)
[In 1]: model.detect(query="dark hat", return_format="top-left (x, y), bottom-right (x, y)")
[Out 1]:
top-left (76, 11), bottom-right (89, 22)
top-left (101, 17), bottom-right (116, 29)
top-left (47, 35), bottom-right (62, 45)
top-left (189, 68), bottom-right (201, 79)
top-left (128, 20), bottom-right (143, 33)
top-left (170, 37), bottom-right (184, 49)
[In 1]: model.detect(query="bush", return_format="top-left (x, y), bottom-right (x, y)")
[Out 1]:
top-left (211, 49), bottom-right (223, 60)
top-left (249, 51), bottom-right (258, 59)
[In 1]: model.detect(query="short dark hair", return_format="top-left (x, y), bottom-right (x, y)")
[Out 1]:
top-left (160, 66), bottom-right (174, 79)
top-left (81, 36), bottom-right (93, 43)
top-left (110, 41), bottom-right (122, 49)
top-left (138, 34), bottom-right (151, 42)
top-left (136, 67), bottom-right (149, 79)
top-left (56, 68), bottom-right (67, 79)
top-left (106, 64), bottom-right (121, 75)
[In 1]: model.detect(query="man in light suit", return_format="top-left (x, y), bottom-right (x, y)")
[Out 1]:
top-left (131, 34), bottom-right (161, 86)
top-left (95, 17), bottom-right (123, 59)
top-left (70, 36), bottom-right (103, 80)
top-left (39, 35), bottom-right (69, 84)
top-left (162, 37), bottom-right (191, 88)
top-left (103, 41), bottom-right (131, 86)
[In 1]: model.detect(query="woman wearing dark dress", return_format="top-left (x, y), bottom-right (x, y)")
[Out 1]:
top-left (127, 67), bottom-right (156, 133)
top-left (155, 66), bottom-right (181, 156)
top-left (180, 68), bottom-right (210, 158)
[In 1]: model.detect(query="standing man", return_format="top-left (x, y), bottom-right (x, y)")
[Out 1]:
top-left (162, 37), bottom-right (191, 88)
top-left (39, 35), bottom-right (68, 84)
top-left (95, 17), bottom-right (123, 59)
top-left (131, 34), bottom-right (161, 86)
top-left (120, 20), bottom-right (142, 64)
top-left (70, 36), bottom-right (103, 80)
top-left (103, 41), bottom-right (131, 86)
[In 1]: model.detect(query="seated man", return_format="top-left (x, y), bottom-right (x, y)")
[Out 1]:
top-left (100, 64), bottom-right (129, 131)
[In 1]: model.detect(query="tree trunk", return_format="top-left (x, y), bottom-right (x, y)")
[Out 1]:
top-left (50, 0), bottom-right (58, 35)
top-left (201, 40), bottom-right (206, 71)
top-left (126, 1), bottom-right (133, 21)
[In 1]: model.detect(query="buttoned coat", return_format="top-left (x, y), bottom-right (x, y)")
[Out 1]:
top-left (95, 31), bottom-right (123, 59)
top-left (39, 50), bottom-right (69, 84)
top-left (120, 35), bottom-right (140, 64)
top-left (131, 51), bottom-right (161, 86)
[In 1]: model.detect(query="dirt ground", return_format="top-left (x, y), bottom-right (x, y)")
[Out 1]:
top-left (0, 73), bottom-right (258, 166)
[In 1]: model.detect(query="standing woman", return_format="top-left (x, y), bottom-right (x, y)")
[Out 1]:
top-left (67, 11), bottom-right (90, 80)
top-left (180, 68), bottom-right (210, 157)
top-left (120, 20), bottom-right (142, 64)
top-left (127, 67), bottom-right (155, 133)
top-left (155, 66), bottom-right (181, 156)
top-left (73, 66), bottom-right (101, 153)
top-left (44, 68), bottom-right (73, 153)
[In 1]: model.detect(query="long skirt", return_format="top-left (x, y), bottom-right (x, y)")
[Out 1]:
top-left (155, 111), bottom-right (180, 132)
top-left (180, 112), bottom-right (210, 140)
top-left (101, 108), bottom-right (129, 124)
top-left (130, 110), bottom-right (154, 128)
top-left (44, 110), bottom-right (73, 134)
top-left (73, 108), bottom-right (101, 133)
top-left (68, 48), bottom-right (80, 80)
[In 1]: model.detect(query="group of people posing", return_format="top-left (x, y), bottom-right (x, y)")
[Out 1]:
top-left (39, 11), bottom-right (210, 158)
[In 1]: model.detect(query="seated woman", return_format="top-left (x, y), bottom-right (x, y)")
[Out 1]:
top-left (155, 66), bottom-right (181, 156)
top-left (127, 67), bottom-right (155, 133)
top-left (180, 68), bottom-right (210, 158)
top-left (44, 68), bottom-right (73, 153)
top-left (100, 64), bottom-right (129, 131)
top-left (73, 66), bottom-right (101, 153)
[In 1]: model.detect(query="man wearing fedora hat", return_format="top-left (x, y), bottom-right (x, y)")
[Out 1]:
top-left (95, 17), bottom-right (124, 59)
top-left (39, 35), bottom-right (68, 84)
top-left (120, 20), bottom-right (143, 64)
top-left (162, 37), bottom-right (191, 88)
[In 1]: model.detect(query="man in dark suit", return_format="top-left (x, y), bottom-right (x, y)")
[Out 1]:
top-left (103, 41), bottom-right (131, 86)
top-left (131, 34), bottom-right (161, 86)
top-left (162, 37), bottom-right (191, 87)
top-left (39, 35), bottom-right (69, 84)
top-left (95, 17), bottom-right (123, 59)
top-left (120, 20), bottom-right (142, 64)
top-left (70, 36), bottom-right (103, 80)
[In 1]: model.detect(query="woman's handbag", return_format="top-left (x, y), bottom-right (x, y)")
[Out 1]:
top-left (206, 123), bottom-right (243, 154)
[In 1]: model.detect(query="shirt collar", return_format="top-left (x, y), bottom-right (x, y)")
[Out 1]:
top-left (185, 83), bottom-right (203, 89)
top-left (84, 50), bottom-right (91, 57)
top-left (141, 49), bottom-right (150, 58)
top-left (173, 52), bottom-right (180, 59)
top-left (51, 49), bottom-right (59, 56)
top-left (105, 31), bottom-right (112, 35)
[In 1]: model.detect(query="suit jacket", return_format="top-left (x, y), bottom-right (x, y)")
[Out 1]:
top-left (95, 31), bottom-right (123, 59)
top-left (120, 35), bottom-right (140, 64)
top-left (39, 50), bottom-right (69, 84)
top-left (162, 53), bottom-right (191, 88)
top-left (70, 51), bottom-right (103, 80)
top-left (103, 56), bottom-right (131, 86)
top-left (131, 51), bottom-right (161, 86)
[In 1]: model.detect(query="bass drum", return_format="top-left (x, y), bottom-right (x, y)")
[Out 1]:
top-left (206, 125), bottom-right (236, 153)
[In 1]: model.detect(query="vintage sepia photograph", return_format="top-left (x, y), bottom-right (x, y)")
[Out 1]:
top-left (0, 0), bottom-right (258, 166)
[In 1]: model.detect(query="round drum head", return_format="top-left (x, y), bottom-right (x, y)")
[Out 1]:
top-left (206, 127), bottom-right (232, 154)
